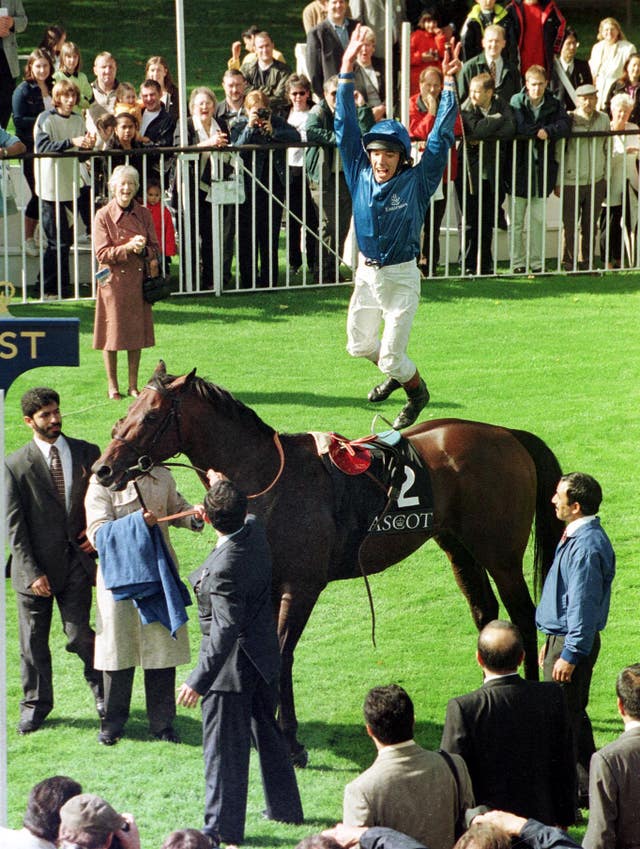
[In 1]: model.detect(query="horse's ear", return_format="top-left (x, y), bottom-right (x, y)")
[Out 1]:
top-left (169, 367), bottom-right (197, 393)
top-left (155, 360), bottom-right (167, 378)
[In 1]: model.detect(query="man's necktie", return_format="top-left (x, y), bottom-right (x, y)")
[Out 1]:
top-left (49, 445), bottom-right (66, 507)
top-left (489, 60), bottom-right (497, 82)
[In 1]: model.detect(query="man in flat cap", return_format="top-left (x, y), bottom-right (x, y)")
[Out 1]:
top-left (58, 794), bottom-right (140, 849)
top-left (557, 83), bottom-right (609, 271)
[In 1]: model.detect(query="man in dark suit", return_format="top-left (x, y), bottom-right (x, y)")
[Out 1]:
top-left (177, 473), bottom-right (302, 848)
top-left (307, 0), bottom-right (358, 99)
top-left (440, 620), bottom-right (576, 827)
top-left (6, 386), bottom-right (103, 735)
top-left (458, 24), bottom-right (519, 104)
top-left (583, 664), bottom-right (640, 849)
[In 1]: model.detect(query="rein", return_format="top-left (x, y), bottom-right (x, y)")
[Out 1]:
top-left (247, 432), bottom-right (285, 499)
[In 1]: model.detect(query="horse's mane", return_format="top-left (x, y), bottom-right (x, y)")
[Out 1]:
top-left (156, 371), bottom-right (275, 438)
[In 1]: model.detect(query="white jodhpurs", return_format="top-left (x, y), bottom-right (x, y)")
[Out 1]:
top-left (346, 257), bottom-right (420, 385)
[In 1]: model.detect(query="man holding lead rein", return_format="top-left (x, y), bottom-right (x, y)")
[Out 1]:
top-left (335, 25), bottom-right (461, 429)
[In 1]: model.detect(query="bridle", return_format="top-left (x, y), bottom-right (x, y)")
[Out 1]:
top-left (111, 381), bottom-right (285, 499)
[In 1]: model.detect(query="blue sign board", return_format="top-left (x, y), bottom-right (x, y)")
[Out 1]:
top-left (0, 317), bottom-right (80, 392)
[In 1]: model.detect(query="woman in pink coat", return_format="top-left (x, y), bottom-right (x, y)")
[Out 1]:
top-left (93, 164), bottom-right (160, 399)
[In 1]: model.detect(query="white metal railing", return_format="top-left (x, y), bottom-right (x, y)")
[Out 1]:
top-left (1, 130), bottom-right (639, 302)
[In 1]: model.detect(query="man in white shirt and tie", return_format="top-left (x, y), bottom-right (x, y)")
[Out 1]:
top-left (5, 386), bottom-right (103, 734)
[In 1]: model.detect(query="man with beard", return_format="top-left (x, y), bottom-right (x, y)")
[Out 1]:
top-left (6, 387), bottom-right (103, 734)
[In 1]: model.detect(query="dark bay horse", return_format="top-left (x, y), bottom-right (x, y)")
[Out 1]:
top-left (93, 361), bottom-right (564, 764)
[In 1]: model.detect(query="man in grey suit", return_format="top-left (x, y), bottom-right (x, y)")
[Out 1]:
top-left (0, 0), bottom-right (27, 127)
top-left (177, 473), bottom-right (302, 848)
top-left (6, 387), bottom-right (103, 734)
top-left (441, 620), bottom-right (576, 827)
top-left (583, 664), bottom-right (640, 849)
top-left (343, 684), bottom-right (474, 849)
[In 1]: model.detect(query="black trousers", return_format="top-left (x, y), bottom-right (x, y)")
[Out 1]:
top-left (101, 666), bottom-right (176, 736)
top-left (201, 674), bottom-right (303, 844)
top-left (16, 564), bottom-right (102, 723)
top-left (544, 632), bottom-right (601, 800)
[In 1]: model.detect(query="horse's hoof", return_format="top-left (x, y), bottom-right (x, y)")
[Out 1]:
top-left (291, 747), bottom-right (309, 768)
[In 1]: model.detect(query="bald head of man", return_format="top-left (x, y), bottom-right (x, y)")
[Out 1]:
top-left (476, 620), bottom-right (524, 675)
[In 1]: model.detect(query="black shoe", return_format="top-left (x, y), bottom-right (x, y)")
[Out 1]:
top-left (153, 727), bottom-right (180, 743)
top-left (95, 696), bottom-right (106, 720)
top-left (368, 376), bottom-right (401, 403)
top-left (393, 378), bottom-right (430, 430)
top-left (18, 717), bottom-right (43, 735)
top-left (97, 730), bottom-right (121, 746)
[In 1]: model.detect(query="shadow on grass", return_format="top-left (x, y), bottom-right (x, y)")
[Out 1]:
top-left (296, 719), bottom-right (444, 773)
top-left (230, 390), bottom-right (464, 414)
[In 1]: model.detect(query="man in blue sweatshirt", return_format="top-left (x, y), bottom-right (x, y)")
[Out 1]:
top-left (536, 472), bottom-right (615, 806)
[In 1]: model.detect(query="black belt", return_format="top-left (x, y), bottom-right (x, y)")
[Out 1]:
top-left (364, 258), bottom-right (382, 269)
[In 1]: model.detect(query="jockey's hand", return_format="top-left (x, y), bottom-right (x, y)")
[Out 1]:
top-left (341, 24), bottom-right (369, 74)
top-left (442, 39), bottom-right (462, 80)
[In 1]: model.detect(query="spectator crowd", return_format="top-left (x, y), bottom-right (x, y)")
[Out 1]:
top-left (1, 4), bottom-right (639, 295)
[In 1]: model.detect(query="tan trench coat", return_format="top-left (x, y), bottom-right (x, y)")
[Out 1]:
top-left (85, 467), bottom-right (201, 670)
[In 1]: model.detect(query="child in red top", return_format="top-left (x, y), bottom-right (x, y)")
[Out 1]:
top-left (146, 179), bottom-right (177, 275)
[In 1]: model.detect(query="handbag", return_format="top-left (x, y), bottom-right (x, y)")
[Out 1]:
top-left (205, 155), bottom-right (246, 205)
top-left (142, 254), bottom-right (172, 304)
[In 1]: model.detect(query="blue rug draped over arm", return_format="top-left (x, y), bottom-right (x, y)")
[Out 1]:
top-left (96, 511), bottom-right (191, 638)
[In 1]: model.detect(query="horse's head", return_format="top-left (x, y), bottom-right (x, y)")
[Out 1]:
top-left (93, 360), bottom-right (197, 489)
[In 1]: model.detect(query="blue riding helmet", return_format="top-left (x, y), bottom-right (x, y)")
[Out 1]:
top-left (362, 120), bottom-right (412, 161)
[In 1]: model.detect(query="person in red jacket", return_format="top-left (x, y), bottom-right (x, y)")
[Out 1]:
top-left (146, 178), bottom-right (176, 276)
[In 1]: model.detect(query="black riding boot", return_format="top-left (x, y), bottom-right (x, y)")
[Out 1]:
top-left (368, 376), bottom-right (401, 403)
top-left (393, 377), bottom-right (430, 429)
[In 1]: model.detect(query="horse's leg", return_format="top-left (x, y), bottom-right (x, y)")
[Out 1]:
top-left (434, 532), bottom-right (499, 629)
top-left (489, 557), bottom-right (539, 680)
top-left (275, 585), bottom-right (323, 767)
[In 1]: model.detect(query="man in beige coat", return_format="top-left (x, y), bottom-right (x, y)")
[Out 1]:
top-left (85, 467), bottom-right (204, 745)
top-left (343, 685), bottom-right (474, 849)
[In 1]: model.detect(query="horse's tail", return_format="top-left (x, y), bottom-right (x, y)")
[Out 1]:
top-left (508, 428), bottom-right (564, 598)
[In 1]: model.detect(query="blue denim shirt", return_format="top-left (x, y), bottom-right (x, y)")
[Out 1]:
top-left (535, 517), bottom-right (615, 664)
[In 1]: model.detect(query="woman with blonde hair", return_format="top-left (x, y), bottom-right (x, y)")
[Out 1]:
top-left (589, 18), bottom-right (636, 110)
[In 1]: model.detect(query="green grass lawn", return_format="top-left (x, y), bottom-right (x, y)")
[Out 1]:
top-left (4, 270), bottom-right (640, 846)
